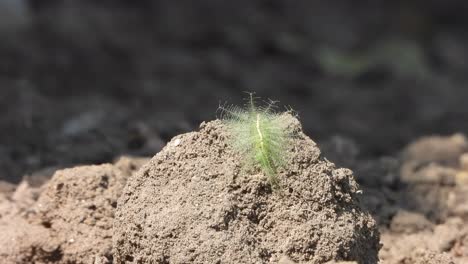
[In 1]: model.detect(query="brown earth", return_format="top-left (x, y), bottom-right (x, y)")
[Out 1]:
top-left (0, 156), bottom-right (148, 264)
top-left (1, 123), bottom-right (468, 263)
top-left (1, 1), bottom-right (468, 263)
top-left (352, 134), bottom-right (468, 264)
top-left (113, 116), bottom-right (380, 264)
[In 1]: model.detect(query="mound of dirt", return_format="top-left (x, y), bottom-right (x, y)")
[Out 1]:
top-left (0, 156), bottom-right (148, 264)
top-left (380, 215), bottom-right (462, 264)
top-left (374, 134), bottom-right (468, 264)
top-left (113, 116), bottom-right (380, 263)
top-left (0, 179), bottom-right (54, 263)
top-left (399, 134), bottom-right (468, 221)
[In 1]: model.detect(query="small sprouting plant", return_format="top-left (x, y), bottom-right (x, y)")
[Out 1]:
top-left (219, 93), bottom-right (294, 188)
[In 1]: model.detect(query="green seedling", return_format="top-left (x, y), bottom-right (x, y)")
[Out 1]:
top-left (219, 94), bottom-right (294, 188)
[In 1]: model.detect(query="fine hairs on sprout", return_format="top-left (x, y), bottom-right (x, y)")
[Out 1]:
top-left (219, 93), bottom-right (295, 188)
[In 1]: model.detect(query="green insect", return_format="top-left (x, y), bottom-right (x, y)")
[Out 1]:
top-left (220, 94), bottom-right (294, 188)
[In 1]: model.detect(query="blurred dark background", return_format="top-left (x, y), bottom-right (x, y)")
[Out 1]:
top-left (2, 0), bottom-right (468, 183)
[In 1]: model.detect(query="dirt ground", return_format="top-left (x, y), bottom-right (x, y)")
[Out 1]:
top-left (2, 0), bottom-right (468, 263)
top-left (114, 117), bottom-right (380, 263)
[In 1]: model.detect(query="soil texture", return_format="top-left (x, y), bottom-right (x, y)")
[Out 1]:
top-left (2, 1), bottom-right (468, 263)
top-left (113, 116), bottom-right (380, 263)
top-left (0, 157), bottom-right (148, 264)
